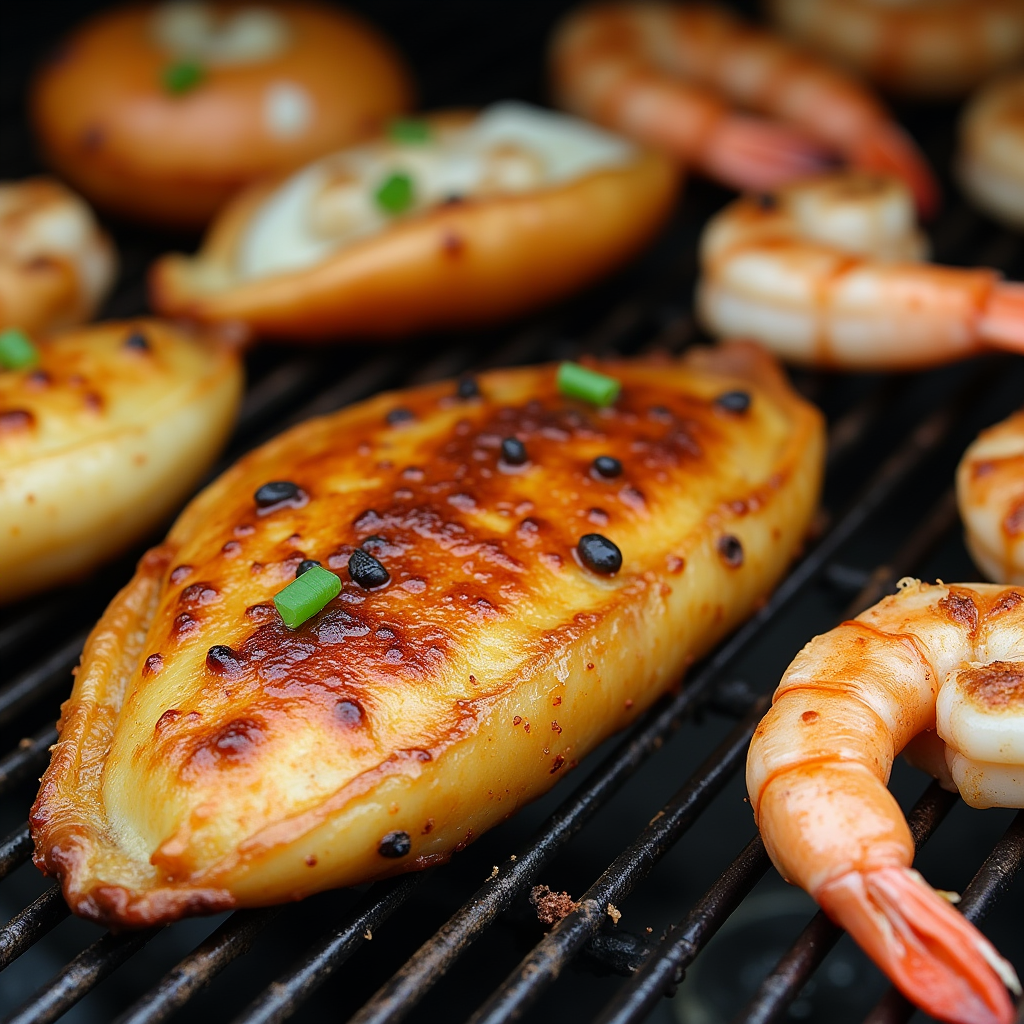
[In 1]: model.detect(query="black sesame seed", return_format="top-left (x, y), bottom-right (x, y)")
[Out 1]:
top-left (577, 534), bottom-right (622, 575)
top-left (386, 407), bottom-right (415, 426)
top-left (362, 535), bottom-right (387, 553)
top-left (756, 193), bottom-right (777, 210)
top-left (349, 548), bottom-right (390, 589)
top-left (123, 331), bottom-right (150, 352)
top-left (500, 437), bottom-right (528, 466)
top-left (718, 534), bottom-right (744, 567)
top-left (205, 645), bottom-right (238, 674)
top-left (254, 480), bottom-right (301, 508)
top-left (456, 375), bottom-right (480, 399)
top-left (592, 455), bottom-right (622, 479)
top-left (442, 193), bottom-right (465, 206)
top-left (378, 830), bottom-right (411, 858)
top-left (296, 559), bottom-right (321, 577)
top-left (715, 390), bottom-right (751, 414)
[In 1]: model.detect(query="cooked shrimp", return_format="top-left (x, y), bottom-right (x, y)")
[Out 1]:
top-left (768, 0), bottom-right (1024, 99)
top-left (698, 171), bottom-right (1024, 370)
top-left (747, 578), bottom-right (1024, 1024)
top-left (959, 72), bottom-right (1024, 230)
top-left (957, 410), bottom-right (1024, 586)
top-left (549, 2), bottom-right (937, 212)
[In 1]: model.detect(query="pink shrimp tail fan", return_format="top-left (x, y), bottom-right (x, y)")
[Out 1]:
top-left (817, 867), bottom-right (1018, 1024)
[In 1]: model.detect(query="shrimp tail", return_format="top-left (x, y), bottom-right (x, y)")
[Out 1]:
top-left (817, 867), bottom-right (1018, 1024)
top-left (979, 282), bottom-right (1024, 354)
top-left (847, 125), bottom-right (940, 219)
top-left (699, 114), bottom-right (831, 192)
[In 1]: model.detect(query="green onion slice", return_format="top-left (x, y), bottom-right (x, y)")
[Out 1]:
top-left (274, 565), bottom-right (341, 629)
top-left (162, 60), bottom-right (205, 96)
top-left (557, 361), bottom-right (621, 407)
top-left (388, 118), bottom-right (432, 144)
top-left (0, 328), bottom-right (39, 371)
top-left (375, 171), bottom-right (415, 215)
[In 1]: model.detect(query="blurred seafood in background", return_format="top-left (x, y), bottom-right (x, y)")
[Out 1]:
top-left (549, 1), bottom-right (937, 212)
top-left (149, 103), bottom-right (679, 342)
top-left (697, 171), bottom-right (1024, 369)
top-left (768, 0), bottom-right (1024, 99)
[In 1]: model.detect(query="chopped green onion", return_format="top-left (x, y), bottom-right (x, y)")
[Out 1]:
top-left (375, 171), bottom-right (415, 215)
top-left (273, 565), bottom-right (341, 629)
top-left (557, 361), bottom-right (621, 407)
top-left (162, 60), bottom-right (205, 96)
top-left (388, 118), bottom-right (432, 144)
top-left (0, 328), bottom-right (39, 371)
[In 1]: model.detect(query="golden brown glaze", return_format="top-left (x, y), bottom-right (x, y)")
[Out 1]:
top-left (31, 3), bottom-right (412, 226)
top-left (0, 319), bottom-right (243, 602)
top-left (32, 343), bottom-right (823, 927)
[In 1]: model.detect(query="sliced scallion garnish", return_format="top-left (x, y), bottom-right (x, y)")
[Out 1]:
top-left (557, 361), bottom-right (621, 407)
top-left (375, 171), bottom-right (415, 215)
top-left (0, 328), bottom-right (39, 371)
top-left (273, 565), bottom-right (341, 629)
top-left (162, 60), bottom-right (205, 96)
top-left (388, 118), bottom-right (432, 144)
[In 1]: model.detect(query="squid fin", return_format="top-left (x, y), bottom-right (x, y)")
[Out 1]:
top-left (817, 867), bottom-right (1016, 1024)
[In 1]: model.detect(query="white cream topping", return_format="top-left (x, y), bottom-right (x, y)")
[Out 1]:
top-left (151, 3), bottom-right (290, 65)
top-left (236, 102), bottom-right (636, 280)
top-left (264, 81), bottom-right (312, 139)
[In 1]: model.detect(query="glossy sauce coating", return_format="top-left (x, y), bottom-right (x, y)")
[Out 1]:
top-left (32, 343), bottom-right (822, 926)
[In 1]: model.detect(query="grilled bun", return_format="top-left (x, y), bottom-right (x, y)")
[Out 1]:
top-left (31, 3), bottom-right (413, 227)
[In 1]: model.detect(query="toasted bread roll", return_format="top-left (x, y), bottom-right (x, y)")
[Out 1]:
top-left (32, 342), bottom-right (822, 927)
top-left (0, 320), bottom-right (243, 603)
top-left (0, 178), bottom-right (116, 333)
top-left (31, 3), bottom-right (412, 227)
top-left (149, 103), bottom-right (679, 341)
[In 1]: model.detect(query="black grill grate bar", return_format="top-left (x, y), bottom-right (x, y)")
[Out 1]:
top-left (595, 836), bottom-right (772, 1024)
top-left (863, 810), bottom-right (1024, 1024)
top-left (0, 725), bottom-right (58, 796)
top-left (0, 885), bottom-right (69, 973)
top-left (4, 928), bottom-right (161, 1024)
top-left (0, 632), bottom-right (86, 730)
top-left (113, 908), bottom-right (282, 1024)
top-left (230, 875), bottom-right (424, 1024)
top-left (464, 699), bottom-right (769, 1024)
top-left (0, 825), bottom-right (32, 883)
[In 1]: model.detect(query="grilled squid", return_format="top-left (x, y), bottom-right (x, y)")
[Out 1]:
top-left (0, 319), bottom-right (243, 603)
top-left (149, 103), bottom-right (679, 341)
top-left (748, 579), bottom-right (1024, 1024)
top-left (31, 2), bottom-right (412, 226)
top-left (31, 342), bottom-right (822, 927)
top-left (698, 171), bottom-right (1024, 370)
top-left (0, 178), bottom-right (116, 334)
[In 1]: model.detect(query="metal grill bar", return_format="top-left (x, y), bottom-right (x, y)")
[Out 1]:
top-left (0, 886), bottom-right (69, 972)
top-left (0, 826), bottom-right (31, 882)
top-left (0, 726), bottom-right (57, 795)
top-left (0, 633), bottom-right (85, 728)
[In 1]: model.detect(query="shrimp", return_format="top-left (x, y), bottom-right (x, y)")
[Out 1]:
top-left (697, 171), bottom-right (1024, 370)
top-left (747, 578), bottom-right (1024, 1024)
top-left (768, 0), bottom-right (1024, 99)
top-left (957, 409), bottom-right (1024, 586)
top-left (549, 2), bottom-right (938, 213)
top-left (959, 72), bottom-right (1024, 230)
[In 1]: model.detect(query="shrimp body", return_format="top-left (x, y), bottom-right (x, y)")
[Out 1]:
top-left (698, 171), bottom-right (1024, 370)
top-left (957, 409), bottom-right (1024, 586)
top-left (960, 72), bottom-right (1024, 230)
top-left (769, 0), bottom-right (1024, 99)
top-left (550, 2), bottom-right (937, 211)
top-left (748, 578), bottom-right (1024, 1024)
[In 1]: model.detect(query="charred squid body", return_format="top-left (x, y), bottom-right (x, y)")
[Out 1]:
top-left (32, 343), bottom-right (822, 927)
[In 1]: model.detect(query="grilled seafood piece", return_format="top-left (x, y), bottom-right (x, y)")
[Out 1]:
top-left (768, 0), bottom-right (1024, 99)
top-left (0, 320), bottom-right (242, 603)
top-left (960, 72), bottom-right (1024, 230)
top-left (32, 342), bottom-right (823, 927)
top-left (698, 171), bottom-right (1024, 370)
top-left (150, 103), bottom-right (678, 342)
top-left (0, 178), bottom-right (116, 334)
top-left (31, 2), bottom-right (412, 227)
top-left (748, 578), bottom-right (1024, 1024)
top-left (549, 1), bottom-right (936, 211)
top-left (957, 409), bottom-right (1024, 585)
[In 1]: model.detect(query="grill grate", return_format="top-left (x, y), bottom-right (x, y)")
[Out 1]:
top-left (3, 3), bottom-right (1024, 1023)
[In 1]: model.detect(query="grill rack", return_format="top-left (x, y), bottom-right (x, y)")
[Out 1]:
top-left (3, 4), bottom-right (1024, 1023)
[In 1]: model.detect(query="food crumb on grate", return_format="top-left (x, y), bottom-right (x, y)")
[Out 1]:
top-left (935, 889), bottom-right (961, 903)
top-left (487, 865), bottom-right (499, 881)
top-left (530, 884), bottom-right (578, 926)
top-left (364, 929), bottom-right (372, 940)
top-left (606, 903), bottom-right (621, 925)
